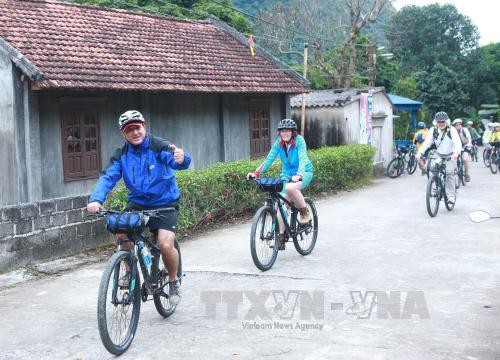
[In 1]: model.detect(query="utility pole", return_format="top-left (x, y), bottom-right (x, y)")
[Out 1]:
top-left (367, 43), bottom-right (376, 87)
top-left (300, 43), bottom-right (308, 137)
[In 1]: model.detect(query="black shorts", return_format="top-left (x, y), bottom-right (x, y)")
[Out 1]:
top-left (125, 201), bottom-right (179, 233)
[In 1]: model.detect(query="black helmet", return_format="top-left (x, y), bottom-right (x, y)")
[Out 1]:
top-left (277, 118), bottom-right (297, 131)
top-left (118, 110), bottom-right (145, 131)
top-left (434, 111), bottom-right (449, 121)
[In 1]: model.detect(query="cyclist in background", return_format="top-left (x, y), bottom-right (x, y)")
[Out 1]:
top-left (453, 119), bottom-right (472, 182)
top-left (413, 121), bottom-right (428, 175)
top-left (466, 121), bottom-right (480, 143)
top-left (417, 112), bottom-right (462, 205)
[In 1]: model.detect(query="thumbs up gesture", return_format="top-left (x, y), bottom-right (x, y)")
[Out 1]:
top-left (170, 144), bottom-right (185, 164)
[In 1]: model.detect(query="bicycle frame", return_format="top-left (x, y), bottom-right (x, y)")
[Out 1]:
top-left (264, 191), bottom-right (306, 239)
top-left (430, 159), bottom-right (448, 197)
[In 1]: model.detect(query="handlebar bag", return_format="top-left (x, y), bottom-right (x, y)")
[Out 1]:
top-left (257, 178), bottom-right (284, 192)
top-left (106, 212), bottom-right (146, 234)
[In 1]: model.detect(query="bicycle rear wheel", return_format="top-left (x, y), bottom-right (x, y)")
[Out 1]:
top-left (293, 198), bottom-right (318, 256)
top-left (483, 148), bottom-right (491, 167)
top-left (250, 206), bottom-right (279, 271)
top-left (407, 155), bottom-right (417, 174)
top-left (459, 159), bottom-right (466, 186)
top-left (387, 158), bottom-right (403, 178)
top-left (97, 250), bottom-right (141, 355)
top-left (426, 176), bottom-right (440, 217)
top-left (153, 239), bottom-right (182, 318)
top-left (490, 153), bottom-right (498, 174)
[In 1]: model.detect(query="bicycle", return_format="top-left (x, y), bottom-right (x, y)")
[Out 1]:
top-left (248, 177), bottom-right (318, 271)
top-left (426, 157), bottom-right (455, 217)
top-left (91, 208), bottom-right (182, 355)
top-left (483, 146), bottom-right (492, 167)
top-left (386, 144), bottom-right (417, 178)
top-left (489, 144), bottom-right (500, 174)
top-left (470, 140), bottom-right (479, 162)
top-left (455, 151), bottom-right (466, 188)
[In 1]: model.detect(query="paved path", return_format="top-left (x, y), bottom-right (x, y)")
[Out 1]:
top-left (1, 158), bottom-right (499, 359)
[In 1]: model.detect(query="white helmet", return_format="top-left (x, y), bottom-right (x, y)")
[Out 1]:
top-left (118, 110), bottom-right (145, 131)
top-left (452, 118), bottom-right (463, 125)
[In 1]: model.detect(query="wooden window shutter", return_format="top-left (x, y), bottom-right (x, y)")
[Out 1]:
top-left (249, 105), bottom-right (271, 158)
top-left (61, 109), bottom-right (101, 181)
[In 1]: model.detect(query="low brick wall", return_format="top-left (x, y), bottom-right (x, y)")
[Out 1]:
top-left (0, 195), bottom-right (112, 273)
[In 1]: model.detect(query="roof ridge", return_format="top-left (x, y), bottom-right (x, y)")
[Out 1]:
top-left (19, 0), bottom-right (201, 25)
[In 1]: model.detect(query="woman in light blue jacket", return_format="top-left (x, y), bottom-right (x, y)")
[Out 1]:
top-left (247, 119), bottom-right (314, 249)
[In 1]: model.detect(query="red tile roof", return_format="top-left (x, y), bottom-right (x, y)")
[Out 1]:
top-left (0, 0), bottom-right (308, 93)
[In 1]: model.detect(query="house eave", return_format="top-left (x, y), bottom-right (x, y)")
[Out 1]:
top-left (0, 36), bottom-right (44, 83)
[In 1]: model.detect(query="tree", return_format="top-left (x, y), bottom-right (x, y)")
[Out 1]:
top-left (254, 0), bottom-right (392, 89)
top-left (414, 63), bottom-right (469, 119)
top-left (70, 0), bottom-right (252, 33)
top-left (386, 4), bottom-right (479, 72)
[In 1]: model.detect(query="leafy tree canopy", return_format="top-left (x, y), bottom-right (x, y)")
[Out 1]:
top-left (386, 3), bottom-right (479, 72)
top-left (70, 0), bottom-right (252, 33)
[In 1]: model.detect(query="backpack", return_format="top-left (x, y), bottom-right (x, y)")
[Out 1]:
top-left (433, 126), bottom-right (452, 142)
top-left (416, 132), bottom-right (424, 143)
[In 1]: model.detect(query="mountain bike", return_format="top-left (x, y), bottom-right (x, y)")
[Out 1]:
top-left (90, 209), bottom-right (182, 355)
top-left (426, 157), bottom-right (455, 217)
top-left (483, 147), bottom-right (492, 167)
top-left (387, 144), bottom-right (417, 178)
top-left (489, 144), bottom-right (500, 174)
top-left (470, 140), bottom-right (478, 162)
top-left (455, 151), bottom-right (466, 188)
top-left (248, 177), bottom-right (318, 271)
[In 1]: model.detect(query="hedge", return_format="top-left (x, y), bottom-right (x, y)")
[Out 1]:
top-left (106, 144), bottom-right (375, 233)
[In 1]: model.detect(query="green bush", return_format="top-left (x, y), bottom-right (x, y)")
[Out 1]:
top-left (106, 144), bottom-right (375, 232)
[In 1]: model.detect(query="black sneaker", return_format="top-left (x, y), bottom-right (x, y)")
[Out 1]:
top-left (168, 280), bottom-right (181, 305)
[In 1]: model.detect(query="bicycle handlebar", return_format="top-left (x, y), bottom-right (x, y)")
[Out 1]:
top-left (87, 207), bottom-right (176, 218)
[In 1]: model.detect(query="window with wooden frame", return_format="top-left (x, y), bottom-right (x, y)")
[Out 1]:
top-left (60, 109), bottom-right (101, 181)
top-left (249, 105), bottom-right (271, 158)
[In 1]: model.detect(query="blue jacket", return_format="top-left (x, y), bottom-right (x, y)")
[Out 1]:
top-left (256, 135), bottom-right (313, 178)
top-left (89, 134), bottom-right (191, 207)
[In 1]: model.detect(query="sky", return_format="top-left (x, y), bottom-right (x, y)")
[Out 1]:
top-left (393, 0), bottom-right (499, 45)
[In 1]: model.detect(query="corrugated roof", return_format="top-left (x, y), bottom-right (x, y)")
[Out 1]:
top-left (0, 0), bottom-right (308, 93)
top-left (290, 87), bottom-right (386, 108)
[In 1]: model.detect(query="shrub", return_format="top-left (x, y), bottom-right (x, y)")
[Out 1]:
top-left (106, 144), bottom-right (375, 232)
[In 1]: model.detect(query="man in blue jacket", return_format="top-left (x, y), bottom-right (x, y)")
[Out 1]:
top-left (87, 110), bottom-right (191, 304)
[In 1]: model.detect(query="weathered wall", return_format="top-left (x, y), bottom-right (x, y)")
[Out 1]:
top-left (291, 92), bottom-right (393, 167)
top-left (0, 195), bottom-right (111, 273)
top-left (294, 107), bottom-right (348, 148)
top-left (29, 90), bottom-right (287, 202)
top-left (0, 52), bottom-right (18, 205)
top-left (371, 92), bottom-right (394, 167)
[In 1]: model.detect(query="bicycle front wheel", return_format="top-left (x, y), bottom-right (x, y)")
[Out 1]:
top-left (97, 251), bottom-right (141, 355)
top-left (293, 197), bottom-right (318, 256)
top-left (483, 148), bottom-right (491, 167)
top-left (154, 239), bottom-right (182, 318)
top-left (426, 176), bottom-right (440, 217)
top-left (250, 206), bottom-right (278, 271)
top-left (387, 158), bottom-right (403, 178)
top-left (490, 153), bottom-right (498, 174)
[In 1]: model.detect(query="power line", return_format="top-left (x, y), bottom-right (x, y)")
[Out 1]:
top-left (207, 0), bottom-right (350, 45)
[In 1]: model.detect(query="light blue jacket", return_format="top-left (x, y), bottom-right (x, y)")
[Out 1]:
top-left (256, 135), bottom-right (313, 179)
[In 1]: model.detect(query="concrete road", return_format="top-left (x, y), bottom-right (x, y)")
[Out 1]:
top-left (1, 159), bottom-right (500, 360)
